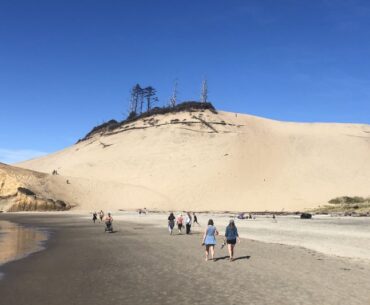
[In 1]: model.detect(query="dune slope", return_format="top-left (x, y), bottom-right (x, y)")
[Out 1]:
top-left (17, 110), bottom-right (370, 212)
top-left (0, 163), bottom-right (72, 211)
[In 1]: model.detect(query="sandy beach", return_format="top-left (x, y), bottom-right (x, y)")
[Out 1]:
top-left (0, 213), bottom-right (369, 305)
top-left (112, 212), bottom-right (370, 261)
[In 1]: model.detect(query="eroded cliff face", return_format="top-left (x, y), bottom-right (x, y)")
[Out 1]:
top-left (0, 163), bottom-right (70, 212)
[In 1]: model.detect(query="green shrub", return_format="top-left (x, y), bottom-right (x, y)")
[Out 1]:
top-left (328, 196), bottom-right (365, 204)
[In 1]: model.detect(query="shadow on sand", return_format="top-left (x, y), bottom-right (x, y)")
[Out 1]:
top-left (214, 255), bottom-right (250, 262)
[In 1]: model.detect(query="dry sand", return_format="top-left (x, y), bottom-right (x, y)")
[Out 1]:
top-left (16, 110), bottom-right (370, 212)
top-left (98, 211), bottom-right (370, 261)
top-left (0, 214), bottom-right (369, 305)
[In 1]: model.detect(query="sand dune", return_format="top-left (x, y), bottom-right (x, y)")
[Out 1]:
top-left (16, 109), bottom-right (370, 212)
top-left (0, 163), bottom-right (72, 211)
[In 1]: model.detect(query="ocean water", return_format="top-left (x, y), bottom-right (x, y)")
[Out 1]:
top-left (0, 220), bottom-right (49, 277)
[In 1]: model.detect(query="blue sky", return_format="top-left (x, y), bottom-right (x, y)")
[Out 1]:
top-left (1, 0), bottom-right (369, 163)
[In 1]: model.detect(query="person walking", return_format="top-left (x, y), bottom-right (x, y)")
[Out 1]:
top-left (92, 212), bottom-right (97, 223)
top-left (99, 210), bottom-right (104, 222)
top-left (224, 219), bottom-right (240, 261)
top-left (104, 212), bottom-right (113, 232)
top-left (176, 214), bottom-right (184, 234)
top-left (193, 212), bottom-right (200, 226)
top-left (185, 212), bottom-right (192, 234)
top-left (168, 212), bottom-right (175, 235)
top-left (202, 219), bottom-right (218, 261)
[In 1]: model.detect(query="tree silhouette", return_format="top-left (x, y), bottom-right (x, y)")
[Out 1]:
top-left (201, 78), bottom-right (208, 103)
top-left (130, 84), bottom-right (143, 115)
top-left (144, 86), bottom-right (157, 111)
top-left (169, 80), bottom-right (178, 107)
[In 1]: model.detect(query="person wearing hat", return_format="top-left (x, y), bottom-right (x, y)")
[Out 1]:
top-left (224, 219), bottom-right (240, 261)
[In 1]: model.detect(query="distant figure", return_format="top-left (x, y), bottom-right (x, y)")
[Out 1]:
top-left (139, 208), bottom-right (147, 215)
top-left (66, 179), bottom-right (70, 184)
top-left (272, 214), bottom-right (277, 222)
top-left (249, 213), bottom-right (253, 219)
top-left (92, 212), bottom-right (97, 223)
top-left (52, 169), bottom-right (58, 175)
top-left (300, 213), bottom-right (312, 219)
top-left (193, 213), bottom-right (200, 226)
top-left (99, 210), bottom-right (104, 222)
top-left (176, 214), bottom-right (184, 233)
top-left (168, 212), bottom-right (175, 235)
top-left (202, 219), bottom-right (219, 261)
top-left (185, 212), bottom-right (192, 234)
top-left (237, 213), bottom-right (245, 220)
top-left (224, 219), bottom-right (240, 261)
top-left (105, 212), bottom-right (113, 233)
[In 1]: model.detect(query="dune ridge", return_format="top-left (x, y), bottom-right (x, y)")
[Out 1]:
top-left (13, 109), bottom-right (370, 212)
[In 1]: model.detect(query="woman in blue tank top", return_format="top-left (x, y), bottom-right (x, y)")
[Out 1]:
top-left (202, 219), bottom-right (219, 261)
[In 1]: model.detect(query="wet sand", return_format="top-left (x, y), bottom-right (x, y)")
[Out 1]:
top-left (0, 214), bottom-right (369, 305)
top-left (0, 220), bottom-right (48, 267)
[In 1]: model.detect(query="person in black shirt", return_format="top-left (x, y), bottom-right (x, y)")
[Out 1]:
top-left (168, 212), bottom-right (175, 235)
top-left (193, 213), bottom-right (200, 226)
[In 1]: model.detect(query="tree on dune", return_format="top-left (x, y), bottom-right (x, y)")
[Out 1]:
top-left (201, 78), bottom-right (208, 103)
top-left (144, 86), bottom-right (157, 112)
top-left (169, 80), bottom-right (178, 107)
top-left (129, 84), bottom-right (142, 116)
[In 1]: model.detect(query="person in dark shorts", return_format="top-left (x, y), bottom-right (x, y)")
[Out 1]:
top-left (185, 212), bottom-right (192, 234)
top-left (176, 214), bottom-right (184, 233)
top-left (193, 213), bottom-right (199, 226)
top-left (168, 212), bottom-right (175, 235)
top-left (99, 210), bottom-right (104, 222)
top-left (92, 212), bottom-right (97, 223)
top-left (224, 219), bottom-right (240, 261)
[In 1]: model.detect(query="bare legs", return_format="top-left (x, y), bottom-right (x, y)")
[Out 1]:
top-left (205, 245), bottom-right (215, 261)
top-left (227, 244), bottom-right (235, 261)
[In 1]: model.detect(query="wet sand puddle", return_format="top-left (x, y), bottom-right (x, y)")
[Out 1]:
top-left (0, 220), bottom-right (48, 278)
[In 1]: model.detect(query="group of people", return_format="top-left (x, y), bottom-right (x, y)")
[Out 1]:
top-left (167, 212), bottom-right (240, 261)
top-left (167, 212), bottom-right (200, 235)
top-left (92, 209), bottom-right (241, 261)
top-left (202, 218), bottom-right (240, 261)
top-left (92, 210), bottom-right (106, 223)
top-left (92, 210), bottom-right (114, 232)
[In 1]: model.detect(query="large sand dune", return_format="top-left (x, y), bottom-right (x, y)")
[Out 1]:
top-left (17, 109), bottom-right (370, 212)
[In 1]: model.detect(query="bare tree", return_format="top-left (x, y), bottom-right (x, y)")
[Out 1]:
top-left (130, 84), bottom-right (142, 115)
top-left (139, 87), bottom-right (145, 114)
top-left (144, 86), bottom-right (157, 111)
top-left (201, 78), bottom-right (208, 103)
top-left (169, 80), bottom-right (178, 107)
top-left (129, 91), bottom-right (136, 114)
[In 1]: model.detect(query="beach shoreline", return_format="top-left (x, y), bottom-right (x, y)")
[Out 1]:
top-left (4, 210), bottom-right (370, 261)
top-left (0, 219), bottom-right (49, 271)
top-left (0, 213), bottom-right (369, 305)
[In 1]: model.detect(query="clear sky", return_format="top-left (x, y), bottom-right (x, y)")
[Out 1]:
top-left (1, 0), bottom-right (369, 163)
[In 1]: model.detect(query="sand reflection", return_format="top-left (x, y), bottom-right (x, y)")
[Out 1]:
top-left (0, 220), bottom-right (48, 266)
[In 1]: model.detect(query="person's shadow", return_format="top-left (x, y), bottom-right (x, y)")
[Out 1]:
top-left (214, 255), bottom-right (250, 262)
